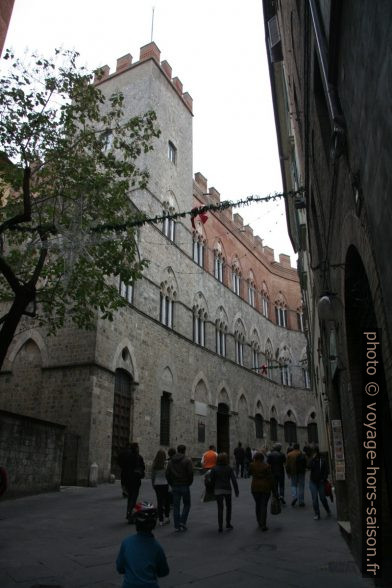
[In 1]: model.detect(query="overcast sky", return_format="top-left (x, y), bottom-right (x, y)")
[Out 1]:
top-left (4, 0), bottom-right (296, 262)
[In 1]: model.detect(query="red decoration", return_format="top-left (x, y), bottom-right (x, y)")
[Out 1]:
top-left (261, 364), bottom-right (268, 375)
top-left (191, 207), bottom-right (208, 229)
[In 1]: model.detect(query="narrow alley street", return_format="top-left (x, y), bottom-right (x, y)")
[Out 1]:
top-left (0, 476), bottom-right (373, 588)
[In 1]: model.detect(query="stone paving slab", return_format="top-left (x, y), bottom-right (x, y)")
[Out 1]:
top-left (0, 475), bottom-right (375, 588)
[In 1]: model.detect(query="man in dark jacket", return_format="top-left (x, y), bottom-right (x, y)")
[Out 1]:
top-left (267, 443), bottom-right (286, 504)
top-left (166, 445), bottom-right (193, 531)
top-left (119, 442), bottom-right (145, 522)
top-left (234, 442), bottom-right (245, 478)
top-left (309, 447), bottom-right (331, 519)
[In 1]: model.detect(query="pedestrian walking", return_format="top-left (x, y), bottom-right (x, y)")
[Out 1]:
top-left (120, 442), bottom-right (145, 523)
top-left (116, 502), bottom-right (169, 587)
top-left (167, 447), bottom-right (176, 508)
top-left (285, 442), bottom-right (306, 506)
top-left (166, 444), bottom-right (193, 532)
top-left (244, 446), bottom-right (253, 478)
top-left (201, 445), bottom-right (218, 472)
top-left (309, 447), bottom-right (331, 520)
top-left (234, 442), bottom-right (245, 478)
top-left (267, 443), bottom-right (286, 504)
top-left (210, 452), bottom-right (239, 532)
top-left (151, 450), bottom-right (170, 526)
top-left (249, 452), bottom-right (275, 531)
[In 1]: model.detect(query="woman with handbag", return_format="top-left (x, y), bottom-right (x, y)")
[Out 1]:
top-left (151, 449), bottom-right (171, 526)
top-left (249, 452), bottom-right (275, 531)
top-left (309, 446), bottom-right (331, 520)
top-left (210, 453), bottom-right (239, 532)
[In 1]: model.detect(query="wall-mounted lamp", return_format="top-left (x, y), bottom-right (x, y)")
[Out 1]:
top-left (317, 293), bottom-right (341, 322)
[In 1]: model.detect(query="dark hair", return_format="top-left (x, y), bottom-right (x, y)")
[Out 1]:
top-left (152, 449), bottom-right (166, 470)
top-left (209, 445), bottom-right (216, 450)
top-left (238, 442), bottom-right (242, 447)
top-left (293, 443), bottom-right (300, 450)
top-left (130, 442), bottom-right (139, 454)
top-left (168, 447), bottom-right (176, 458)
top-left (312, 445), bottom-right (320, 456)
top-left (254, 452), bottom-right (265, 462)
top-left (177, 444), bottom-right (186, 454)
top-left (217, 452), bottom-right (228, 465)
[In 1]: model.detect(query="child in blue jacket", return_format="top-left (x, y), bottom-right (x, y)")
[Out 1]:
top-left (116, 502), bottom-right (169, 588)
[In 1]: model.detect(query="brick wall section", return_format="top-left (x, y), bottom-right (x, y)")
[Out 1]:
top-left (0, 410), bottom-right (65, 498)
top-left (0, 0), bottom-right (14, 56)
top-left (193, 182), bottom-right (302, 330)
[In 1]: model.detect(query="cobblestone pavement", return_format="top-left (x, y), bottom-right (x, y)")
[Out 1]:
top-left (0, 475), bottom-right (375, 588)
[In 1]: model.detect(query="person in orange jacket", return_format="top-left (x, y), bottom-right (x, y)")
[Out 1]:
top-left (201, 445), bottom-right (218, 472)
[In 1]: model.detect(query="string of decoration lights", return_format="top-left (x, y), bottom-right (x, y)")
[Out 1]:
top-left (7, 187), bottom-right (304, 236)
top-left (92, 187), bottom-right (305, 233)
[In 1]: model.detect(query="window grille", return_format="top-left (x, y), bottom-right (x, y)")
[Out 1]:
top-left (198, 421), bottom-right (206, 443)
top-left (307, 422), bottom-right (319, 444)
top-left (270, 417), bottom-right (278, 441)
top-left (284, 421), bottom-right (297, 443)
top-left (255, 414), bottom-right (263, 439)
top-left (160, 392), bottom-right (172, 446)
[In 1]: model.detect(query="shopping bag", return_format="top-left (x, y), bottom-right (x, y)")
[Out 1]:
top-left (270, 495), bottom-right (281, 515)
top-left (324, 479), bottom-right (334, 502)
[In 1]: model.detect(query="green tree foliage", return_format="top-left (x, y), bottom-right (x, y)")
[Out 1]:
top-left (0, 49), bottom-right (160, 367)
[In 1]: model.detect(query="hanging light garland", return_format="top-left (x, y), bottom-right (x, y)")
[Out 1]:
top-left (91, 187), bottom-right (305, 233)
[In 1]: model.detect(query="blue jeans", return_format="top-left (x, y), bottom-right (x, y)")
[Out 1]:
top-left (309, 480), bottom-right (330, 516)
top-left (290, 473), bottom-right (305, 504)
top-left (172, 485), bottom-right (191, 529)
top-left (274, 472), bottom-right (285, 499)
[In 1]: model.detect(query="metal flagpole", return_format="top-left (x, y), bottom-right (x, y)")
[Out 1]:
top-left (151, 6), bottom-right (155, 42)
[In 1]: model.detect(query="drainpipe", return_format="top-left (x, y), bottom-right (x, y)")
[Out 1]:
top-left (308, 0), bottom-right (345, 159)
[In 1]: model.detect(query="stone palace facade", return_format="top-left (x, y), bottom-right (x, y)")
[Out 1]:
top-left (0, 42), bottom-right (316, 485)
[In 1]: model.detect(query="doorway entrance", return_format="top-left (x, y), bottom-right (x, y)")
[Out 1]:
top-left (217, 403), bottom-right (230, 455)
top-left (111, 369), bottom-right (133, 476)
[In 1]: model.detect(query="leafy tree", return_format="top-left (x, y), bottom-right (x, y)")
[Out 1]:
top-left (0, 49), bottom-right (160, 368)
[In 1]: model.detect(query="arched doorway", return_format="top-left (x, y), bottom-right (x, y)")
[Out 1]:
top-left (217, 403), bottom-right (230, 455)
top-left (111, 369), bottom-right (133, 475)
top-left (345, 246), bottom-right (392, 578)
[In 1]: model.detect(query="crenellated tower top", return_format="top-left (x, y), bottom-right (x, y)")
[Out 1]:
top-left (94, 41), bottom-right (193, 114)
